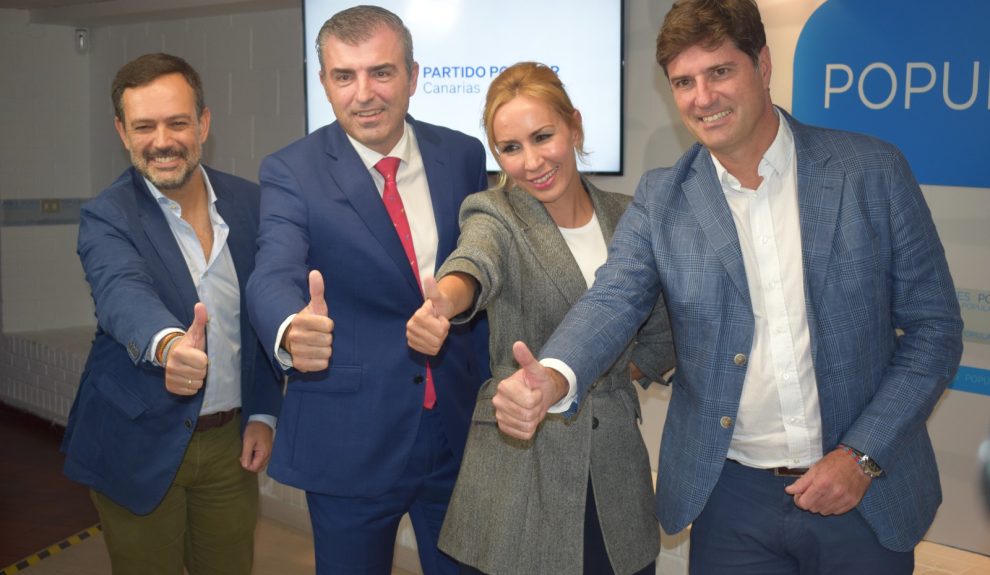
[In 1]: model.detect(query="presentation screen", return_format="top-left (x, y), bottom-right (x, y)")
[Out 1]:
top-left (303, 0), bottom-right (625, 173)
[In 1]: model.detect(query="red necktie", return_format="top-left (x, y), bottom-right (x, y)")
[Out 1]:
top-left (375, 157), bottom-right (436, 409)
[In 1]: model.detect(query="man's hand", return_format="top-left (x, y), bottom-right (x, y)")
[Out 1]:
top-left (165, 303), bottom-right (209, 396)
top-left (784, 447), bottom-right (872, 515)
top-left (240, 420), bottom-right (274, 472)
top-left (406, 277), bottom-right (452, 356)
top-left (491, 342), bottom-right (569, 440)
top-left (284, 270), bottom-right (334, 372)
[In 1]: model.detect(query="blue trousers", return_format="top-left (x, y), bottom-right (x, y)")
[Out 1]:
top-left (306, 409), bottom-right (459, 575)
top-left (689, 459), bottom-right (913, 575)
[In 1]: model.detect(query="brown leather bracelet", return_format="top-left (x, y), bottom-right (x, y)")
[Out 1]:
top-left (156, 331), bottom-right (184, 365)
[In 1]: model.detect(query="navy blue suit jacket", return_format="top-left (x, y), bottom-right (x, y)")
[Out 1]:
top-left (542, 112), bottom-right (963, 551)
top-left (246, 117), bottom-right (490, 497)
top-left (62, 166), bottom-right (283, 515)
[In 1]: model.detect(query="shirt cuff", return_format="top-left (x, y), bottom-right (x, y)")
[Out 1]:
top-left (148, 327), bottom-right (185, 366)
top-left (248, 413), bottom-right (277, 430)
top-left (274, 314), bottom-right (296, 370)
top-left (540, 358), bottom-right (577, 414)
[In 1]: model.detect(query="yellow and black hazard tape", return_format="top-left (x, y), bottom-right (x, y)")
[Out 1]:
top-left (0, 524), bottom-right (102, 574)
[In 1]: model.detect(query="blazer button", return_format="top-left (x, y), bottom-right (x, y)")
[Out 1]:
top-left (413, 375), bottom-right (424, 385)
top-left (720, 416), bottom-right (733, 429)
top-left (184, 418), bottom-right (193, 430)
top-left (733, 353), bottom-right (747, 366)
top-left (592, 417), bottom-right (599, 430)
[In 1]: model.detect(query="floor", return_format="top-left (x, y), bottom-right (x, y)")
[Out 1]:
top-left (1, 401), bottom-right (987, 575)
top-left (0, 402), bottom-right (98, 568)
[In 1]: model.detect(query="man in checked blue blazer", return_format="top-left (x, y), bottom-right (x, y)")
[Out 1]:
top-left (491, 1), bottom-right (963, 573)
top-left (245, 6), bottom-right (488, 575)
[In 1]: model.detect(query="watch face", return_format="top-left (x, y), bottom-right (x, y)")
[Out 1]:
top-left (860, 456), bottom-right (883, 478)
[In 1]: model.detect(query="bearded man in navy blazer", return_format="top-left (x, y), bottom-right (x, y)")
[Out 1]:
top-left (492, 1), bottom-right (963, 573)
top-left (62, 53), bottom-right (282, 574)
top-left (245, 6), bottom-right (489, 574)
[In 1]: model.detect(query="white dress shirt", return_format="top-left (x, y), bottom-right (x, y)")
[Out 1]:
top-left (712, 113), bottom-right (823, 469)
top-left (146, 168), bottom-right (240, 415)
top-left (349, 121), bottom-right (438, 282)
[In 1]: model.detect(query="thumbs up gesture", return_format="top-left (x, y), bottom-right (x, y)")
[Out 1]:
top-left (284, 270), bottom-right (334, 372)
top-left (406, 277), bottom-right (452, 356)
top-left (491, 341), bottom-right (570, 440)
top-left (165, 302), bottom-right (210, 396)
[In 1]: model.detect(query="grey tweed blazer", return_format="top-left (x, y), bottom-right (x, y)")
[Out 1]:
top-left (437, 179), bottom-right (675, 575)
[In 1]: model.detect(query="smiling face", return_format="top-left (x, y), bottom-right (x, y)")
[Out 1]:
top-left (114, 72), bottom-right (209, 194)
top-left (319, 24), bottom-right (418, 155)
top-left (666, 40), bottom-right (777, 167)
top-left (492, 94), bottom-right (583, 213)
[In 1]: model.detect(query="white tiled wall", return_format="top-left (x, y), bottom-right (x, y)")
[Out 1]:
top-left (0, 6), bottom-right (306, 335)
top-left (0, 225), bottom-right (93, 331)
top-left (0, 332), bottom-right (87, 426)
top-left (0, 9), bottom-right (93, 333)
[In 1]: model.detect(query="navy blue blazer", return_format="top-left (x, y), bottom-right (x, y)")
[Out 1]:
top-left (542, 112), bottom-right (963, 551)
top-left (62, 166), bottom-right (283, 515)
top-left (246, 117), bottom-right (490, 497)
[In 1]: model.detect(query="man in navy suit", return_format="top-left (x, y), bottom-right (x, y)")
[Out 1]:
top-left (245, 6), bottom-right (488, 574)
top-left (492, 0), bottom-right (963, 573)
top-left (62, 53), bottom-right (282, 574)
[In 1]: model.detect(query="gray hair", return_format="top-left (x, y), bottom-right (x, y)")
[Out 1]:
top-left (315, 5), bottom-right (414, 75)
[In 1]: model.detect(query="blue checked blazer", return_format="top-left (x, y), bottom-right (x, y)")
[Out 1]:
top-left (541, 110), bottom-right (963, 551)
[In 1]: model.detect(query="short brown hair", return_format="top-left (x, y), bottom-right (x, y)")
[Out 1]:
top-left (656, 0), bottom-right (767, 75)
top-left (483, 62), bottom-right (585, 189)
top-left (111, 53), bottom-right (204, 122)
top-left (316, 5), bottom-right (414, 75)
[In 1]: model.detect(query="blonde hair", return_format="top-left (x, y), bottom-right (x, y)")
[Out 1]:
top-left (483, 62), bottom-right (585, 189)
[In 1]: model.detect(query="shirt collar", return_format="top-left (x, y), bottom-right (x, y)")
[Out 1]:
top-left (346, 120), bottom-right (414, 172)
top-left (145, 165), bottom-right (217, 210)
top-left (710, 109), bottom-right (794, 191)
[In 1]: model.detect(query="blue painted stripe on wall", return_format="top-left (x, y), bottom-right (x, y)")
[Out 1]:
top-left (949, 366), bottom-right (990, 397)
top-left (0, 199), bottom-right (85, 226)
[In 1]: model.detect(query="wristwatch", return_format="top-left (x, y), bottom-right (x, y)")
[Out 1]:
top-left (840, 444), bottom-right (883, 478)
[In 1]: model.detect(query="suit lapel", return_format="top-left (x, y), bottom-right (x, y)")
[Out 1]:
top-left (211, 171), bottom-right (251, 291)
top-left (211, 169), bottom-right (258, 376)
top-left (322, 124), bottom-right (422, 296)
top-left (682, 151), bottom-right (751, 304)
top-left (789, 116), bottom-right (845, 362)
top-left (133, 171), bottom-right (198, 324)
top-left (586, 178), bottom-right (626, 243)
top-left (509, 184), bottom-right (592, 307)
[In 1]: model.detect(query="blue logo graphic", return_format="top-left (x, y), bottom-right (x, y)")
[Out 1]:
top-left (949, 366), bottom-right (990, 397)
top-left (793, 0), bottom-right (990, 189)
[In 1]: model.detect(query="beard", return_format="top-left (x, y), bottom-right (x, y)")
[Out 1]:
top-left (131, 146), bottom-right (200, 190)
